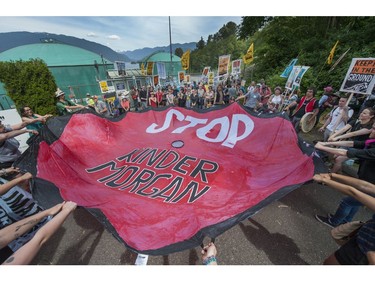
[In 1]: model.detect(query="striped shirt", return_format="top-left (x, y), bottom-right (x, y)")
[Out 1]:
top-left (357, 215), bottom-right (375, 255)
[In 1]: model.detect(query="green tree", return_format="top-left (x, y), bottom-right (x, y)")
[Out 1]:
top-left (175, 47), bottom-right (184, 57)
top-left (217, 21), bottom-right (238, 40)
top-left (196, 37), bottom-right (205, 50)
top-left (189, 16), bottom-right (374, 94)
top-left (0, 59), bottom-right (57, 115)
top-left (237, 16), bottom-right (272, 39)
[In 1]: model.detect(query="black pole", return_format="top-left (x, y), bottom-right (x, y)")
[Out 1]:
top-left (169, 16), bottom-right (173, 82)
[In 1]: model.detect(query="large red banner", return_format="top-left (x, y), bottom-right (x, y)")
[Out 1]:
top-left (21, 103), bottom-right (316, 254)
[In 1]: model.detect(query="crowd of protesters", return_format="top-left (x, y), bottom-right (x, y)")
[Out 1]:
top-left (0, 74), bottom-right (374, 265)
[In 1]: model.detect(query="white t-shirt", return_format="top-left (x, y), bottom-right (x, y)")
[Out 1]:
top-left (270, 95), bottom-right (283, 105)
top-left (327, 107), bottom-right (354, 131)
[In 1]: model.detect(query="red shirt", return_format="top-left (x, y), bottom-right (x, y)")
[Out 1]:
top-left (156, 91), bottom-right (163, 104)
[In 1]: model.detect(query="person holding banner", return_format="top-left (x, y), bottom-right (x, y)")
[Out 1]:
top-left (55, 88), bottom-right (85, 116)
top-left (284, 87), bottom-right (319, 133)
top-left (201, 242), bottom-right (218, 265)
top-left (313, 173), bottom-right (375, 265)
top-left (314, 122), bottom-right (375, 229)
top-left (318, 97), bottom-right (354, 141)
top-left (2, 201), bottom-right (77, 265)
top-left (328, 107), bottom-right (374, 173)
top-left (235, 84), bottom-right (261, 111)
top-left (247, 81), bottom-right (256, 94)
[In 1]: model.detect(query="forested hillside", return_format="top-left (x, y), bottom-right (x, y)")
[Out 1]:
top-left (191, 17), bottom-right (375, 92)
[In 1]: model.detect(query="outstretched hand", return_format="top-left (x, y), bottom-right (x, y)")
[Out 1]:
top-left (201, 242), bottom-right (217, 260)
top-left (313, 173), bottom-right (331, 183)
top-left (62, 201), bottom-right (77, 213)
top-left (46, 202), bottom-right (65, 216)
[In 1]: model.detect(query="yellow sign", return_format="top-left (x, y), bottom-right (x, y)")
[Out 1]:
top-left (208, 72), bottom-right (214, 86)
top-left (243, 43), bottom-right (254, 64)
top-left (181, 50), bottom-right (191, 70)
top-left (327, 40), bottom-right (339, 65)
top-left (153, 75), bottom-right (159, 86)
top-left (218, 55), bottom-right (230, 76)
top-left (179, 71), bottom-right (185, 82)
top-left (147, 62), bottom-right (154, 75)
top-left (99, 80), bottom-right (109, 93)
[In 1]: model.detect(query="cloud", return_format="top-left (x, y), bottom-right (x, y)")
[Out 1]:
top-left (87, 32), bottom-right (97, 37)
top-left (107, 34), bottom-right (120, 40)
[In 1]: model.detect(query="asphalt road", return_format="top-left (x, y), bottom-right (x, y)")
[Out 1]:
top-left (29, 129), bottom-right (373, 265)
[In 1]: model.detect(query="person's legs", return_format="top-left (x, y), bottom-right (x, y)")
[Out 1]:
top-left (292, 117), bottom-right (301, 133)
top-left (330, 196), bottom-right (363, 225)
top-left (323, 128), bottom-right (332, 142)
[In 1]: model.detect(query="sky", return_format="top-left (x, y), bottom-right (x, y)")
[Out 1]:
top-left (2, 0), bottom-right (371, 53)
top-left (0, 16), bottom-right (242, 52)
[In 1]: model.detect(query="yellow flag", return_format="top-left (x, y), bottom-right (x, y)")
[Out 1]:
top-left (181, 50), bottom-right (191, 70)
top-left (146, 62), bottom-right (154, 75)
top-left (243, 43), bottom-right (254, 64)
top-left (327, 40), bottom-right (339, 65)
top-left (141, 63), bottom-right (145, 75)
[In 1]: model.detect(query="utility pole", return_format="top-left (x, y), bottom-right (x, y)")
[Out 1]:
top-left (169, 16), bottom-right (173, 83)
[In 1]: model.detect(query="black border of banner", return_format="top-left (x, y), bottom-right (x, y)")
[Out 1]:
top-left (15, 104), bottom-right (326, 256)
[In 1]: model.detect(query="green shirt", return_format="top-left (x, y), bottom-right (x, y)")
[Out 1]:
top-left (56, 100), bottom-right (76, 116)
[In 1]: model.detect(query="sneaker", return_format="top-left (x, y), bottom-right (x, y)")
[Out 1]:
top-left (315, 214), bottom-right (336, 228)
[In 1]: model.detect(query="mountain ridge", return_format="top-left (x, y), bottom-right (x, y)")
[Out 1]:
top-left (0, 31), bottom-right (131, 62)
top-left (121, 42), bottom-right (197, 61)
top-left (0, 31), bottom-right (197, 63)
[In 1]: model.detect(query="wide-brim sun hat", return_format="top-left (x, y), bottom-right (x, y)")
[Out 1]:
top-left (55, 89), bottom-right (65, 98)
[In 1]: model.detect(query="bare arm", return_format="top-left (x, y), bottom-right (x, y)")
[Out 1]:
top-left (9, 122), bottom-right (28, 130)
top-left (0, 172), bottom-right (32, 196)
top-left (310, 108), bottom-right (319, 121)
top-left (328, 124), bottom-right (352, 141)
top-left (65, 104), bottom-right (84, 110)
top-left (330, 173), bottom-right (375, 195)
top-left (201, 242), bottom-right (218, 265)
top-left (367, 252), bottom-right (375, 265)
top-left (313, 174), bottom-right (375, 212)
top-left (331, 108), bottom-right (352, 133)
top-left (0, 129), bottom-right (31, 143)
top-left (2, 201), bottom-right (77, 265)
top-left (284, 101), bottom-right (297, 110)
top-left (332, 128), bottom-right (371, 141)
top-left (319, 115), bottom-right (332, 132)
top-left (316, 141), bottom-right (354, 148)
top-left (0, 203), bottom-right (63, 249)
top-left (315, 141), bottom-right (354, 156)
top-left (235, 94), bottom-right (246, 101)
top-left (11, 116), bottom-right (45, 130)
